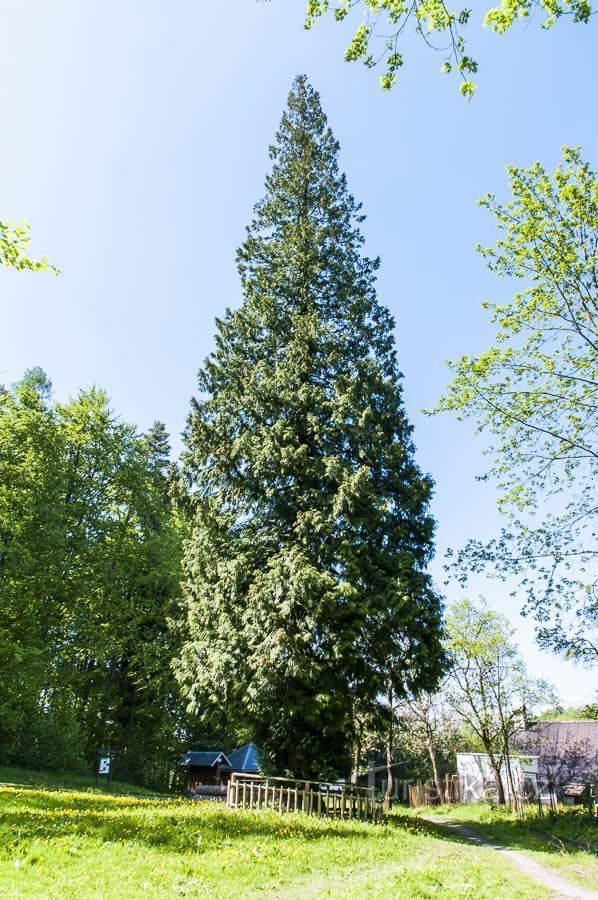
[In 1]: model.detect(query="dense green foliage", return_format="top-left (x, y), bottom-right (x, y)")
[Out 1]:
top-left (538, 700), bottom-right (598, 721)
top-left (175, 76), bottom-right (445, 780)
top-left (436, 148), bottom-right (597, 663)
top-left (0, 370), bottom-right (189, 785)
top-left (0, 784), bottom-right (556, 898)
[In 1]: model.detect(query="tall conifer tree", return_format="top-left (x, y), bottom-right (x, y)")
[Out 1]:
top-left (176, 76), bottom-right (445, 779)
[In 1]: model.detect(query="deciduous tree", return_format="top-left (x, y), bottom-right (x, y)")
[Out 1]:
top-left (0, 371), bottom-right (187, 784)
top-left (445, 598), bottom-right (557, 804)
top-left (436, 147), bottom-right (597, 664)
top-left (396, 688), bottom-right (462, 799)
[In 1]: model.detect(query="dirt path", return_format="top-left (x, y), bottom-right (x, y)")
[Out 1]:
top-left (421, 815), bottom-right (597, 900)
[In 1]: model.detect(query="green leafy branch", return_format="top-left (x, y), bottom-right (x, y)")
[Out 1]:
top-left (303, 0), bottom-right (593, 95)
top-left (0, 220), bottom-right (59, 274)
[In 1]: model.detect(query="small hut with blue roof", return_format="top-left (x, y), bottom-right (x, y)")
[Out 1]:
top-left (179, 743), bottom-right (260, 796)
top-left (221, 743), bottom-right (260, 778)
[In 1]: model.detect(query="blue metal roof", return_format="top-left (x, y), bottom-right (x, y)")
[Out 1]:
top-left (222, 743), bottom-right (260, 773)
top-left (179, 751), bottom-right (231, 767)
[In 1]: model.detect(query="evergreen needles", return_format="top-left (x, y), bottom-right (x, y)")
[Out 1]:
top-left (176, 76), bottom-right (445, 779)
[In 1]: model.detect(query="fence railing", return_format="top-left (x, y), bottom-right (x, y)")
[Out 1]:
top-left (408, 775), bottom-right (460, 808)
top-left (408, 774), bottom-right (597, 811)
top-left (227, 772), bottom-right (381, 821)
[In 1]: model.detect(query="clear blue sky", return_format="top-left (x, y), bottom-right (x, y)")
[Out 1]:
top-left (1, 1), bottom-right (596, 704)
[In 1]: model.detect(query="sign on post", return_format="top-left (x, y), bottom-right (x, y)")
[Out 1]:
top-left (95, 748), bottom-right (117, 787)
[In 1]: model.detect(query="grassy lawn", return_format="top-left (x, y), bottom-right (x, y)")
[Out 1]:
top-left (0, 785), bottom-right (550, 899)
top-left (418, 803), bottom-right (598, 893)
top-left (0, 765), bottom-right (164, 798)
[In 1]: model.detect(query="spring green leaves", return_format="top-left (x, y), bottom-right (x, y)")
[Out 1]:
top-left (0, 220), bottom-right (58, 274)
top-left (438, 147), bottom-right (597, 513)
top-left (303, 0), bottom-right (592, 95)
top-left (0, 373), bottom-right (186, 778)
top-left (435, 147), bottom-right (598, 662)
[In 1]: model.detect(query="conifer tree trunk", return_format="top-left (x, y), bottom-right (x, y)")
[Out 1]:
top-left (384, 686), bottom-right (395, 810)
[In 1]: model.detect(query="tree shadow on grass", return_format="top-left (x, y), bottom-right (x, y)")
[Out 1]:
top-left (387, 810), bottom-right (597, 859)
top-left (387, 813), bottom-right (474, 844)
top-left (6, 787), bottom-right (593, 861)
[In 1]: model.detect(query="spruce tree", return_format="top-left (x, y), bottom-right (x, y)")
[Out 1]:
top-left (176, 76), bottom-right (445, 779)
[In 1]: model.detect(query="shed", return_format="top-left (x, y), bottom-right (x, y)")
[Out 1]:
top-left (456, 753), bottom-right (538, 804)
top-left (179, 750), bottom-right (231, 793)
top-left (222, 743), bottom-right (260, 777)
top-left (513, 721), bottom-right (598, 802)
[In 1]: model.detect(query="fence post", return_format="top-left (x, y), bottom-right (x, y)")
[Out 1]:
top-left (226, 775), bottom-right (380, 822)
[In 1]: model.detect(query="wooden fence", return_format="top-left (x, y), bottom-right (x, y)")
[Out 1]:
top-left (408, 775), bottom-right (460, 809)
top-left (227, 772), bottom-right (381, 821)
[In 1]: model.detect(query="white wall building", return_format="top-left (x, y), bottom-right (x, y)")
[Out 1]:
top-left (456, 752), bottom-right (539, 804)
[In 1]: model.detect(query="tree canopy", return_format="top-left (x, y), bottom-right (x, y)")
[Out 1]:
top-left (0, 370), bottom-right (189, 783)
top-left (445, 598), bottom-right (557, 803)
top-left (175, 75), bottom-right (446, 780)
top-left (435, 147), bottom-right (597, 664)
